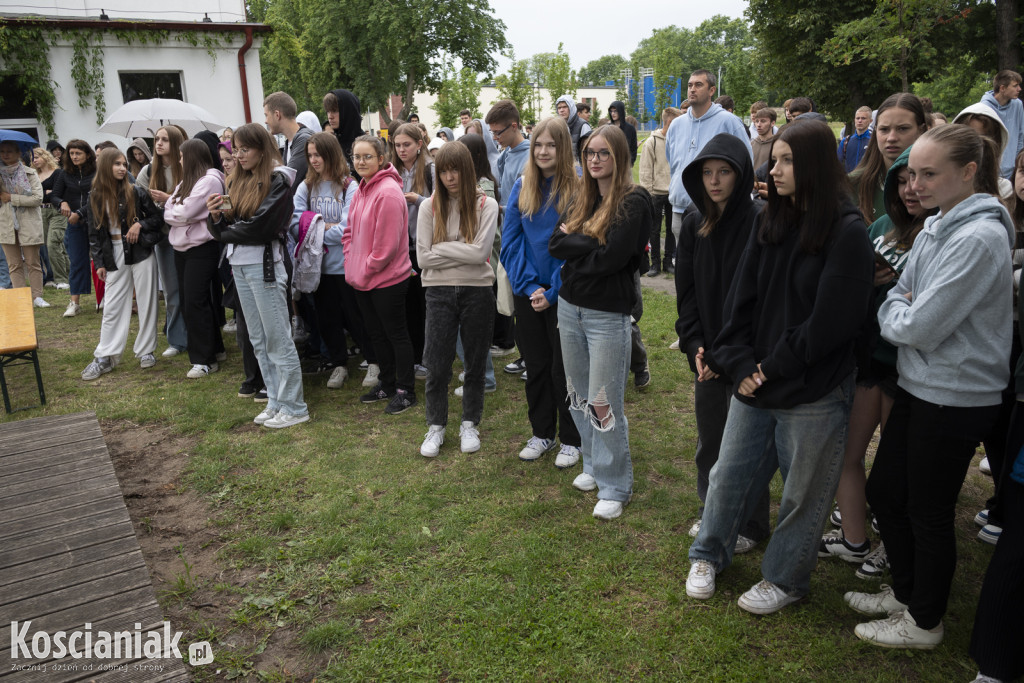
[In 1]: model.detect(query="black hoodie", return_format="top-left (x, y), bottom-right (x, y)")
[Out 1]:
top-left (710, 193), bottom-right (874, 409)
top-left (609, 101), bottom-right (638, 164)
top-left (328, 88), bottom-right (364, 171)
top-left (674, 134), bottom-right (762, 380)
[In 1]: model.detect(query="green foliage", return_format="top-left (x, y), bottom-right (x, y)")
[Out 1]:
top-left (432, 66), bottom-right (483, 128)
top-left (493, 52), bottom-right (536, 125)
top-left (913, 56), bottom-right (991, 115)
top-left (542, 43), bottom-right (578, 112)
top-left (70, 32), bottom-right (106, 127)
top-left (528, 52), bottom-right (557, 88)
top-left (0, 25), bottom-right (57, 137)
top-left (579, 54), bottom-right (627, 86)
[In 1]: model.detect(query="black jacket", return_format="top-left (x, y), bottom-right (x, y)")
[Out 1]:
top-left (675, 134), bottom-right (763, 381)
top-left (710, 200), bottom-right (874, 408)
top-left (86, 185), bottom-right (165, 270)
top-left (548, 186), bottom-right (653, 315)
top-left (207, 171), bottom-right (294, 282)
top-left (609, 101), bottom-right (638, 164)
top-left (51, 165), bottom-right (94, 216)
top-left (328, 88), bottom-right (365, 173)
top-left (282, 124), bottom-right (313, 192)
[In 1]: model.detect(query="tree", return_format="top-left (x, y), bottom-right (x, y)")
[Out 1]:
top-left (542, 43), bottom-right (578, 111)
top-left (527, 52), bottom-right (556, 88)
top-left (913, 56), bottom-right (990, 114)
top-left (493, 51), bottom-right (536, 125)
top-left (432, 66), bottom-right (482, 128)
top-left (579, 54), bottom-right (627, 85)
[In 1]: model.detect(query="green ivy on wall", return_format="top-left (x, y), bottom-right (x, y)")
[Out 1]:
top-left (0, 24), bottom-right (235, 137)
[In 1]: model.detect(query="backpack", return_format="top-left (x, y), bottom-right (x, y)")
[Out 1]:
top-left (291, 210), bottom-right (324, 296)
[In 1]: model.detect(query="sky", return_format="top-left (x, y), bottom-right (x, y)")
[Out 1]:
top-left (488, 0), bottom-right (750, 73)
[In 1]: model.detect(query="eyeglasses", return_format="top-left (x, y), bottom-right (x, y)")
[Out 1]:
top-left (489, 124), bottom-right (512, 139)
top-left (352, 154), bottom-right (379, 162)
top-left (583, 149), bottom-right (611, 161)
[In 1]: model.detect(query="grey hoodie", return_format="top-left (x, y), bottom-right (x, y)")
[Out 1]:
top-left (879, 193), bottom-right (1014, 406)
top-left (437, 127), bottom-right (456, 143)
top-left (555, 95), bottom-right (591, 159)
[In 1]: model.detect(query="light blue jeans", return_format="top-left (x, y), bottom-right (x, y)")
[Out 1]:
top-left (0, 247), bottom-right (10, 288)
top-left (689, 374), bottom-right (855, 596)
top-left (154, 240), bottom-right (187, 351)
top-left (557, 300), bottom-right (632, 503)
top-left (233, 261), bottom-right (307, 417)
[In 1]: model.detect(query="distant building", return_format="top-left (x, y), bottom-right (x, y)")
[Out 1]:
top-left (0, 1), bottom-right (269, 146)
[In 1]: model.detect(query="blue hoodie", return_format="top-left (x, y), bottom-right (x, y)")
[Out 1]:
top-left (665, 102), bottom-right (752, 214)
top-left (981, 90), bottom-right (1024, 178)
top-left (879, 193), bottom-right (1014, 407)
top-left (499, 176), bottom-right (563, 305)
top-left (290, 177), bottom-right (357, 274)
top-left (496, 139), bottom-right (531, 211)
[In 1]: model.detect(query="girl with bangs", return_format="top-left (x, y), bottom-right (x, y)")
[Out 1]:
top-left (80, 148), bottom-right (165, 380)
top-left (685, 120), bottom-right (873, 614)
top-left (206, 124), bottom-right (309, 429)
top-left (164, 139), bottom-right (227, 379)
top-left (51, 139), bottom-right (96, 316)
top-left (289, 131), bottom-right (371, 390)
top-left (393, 122), bottom-right (433, 378)
top-left (499, 117), bottom-right (583, 468)
top-left (549, 124), bottom-right (652, 520)
top-left (415, 143), bottom-right (498, 457)
top-left (137, 125), bottom-right (188, 357)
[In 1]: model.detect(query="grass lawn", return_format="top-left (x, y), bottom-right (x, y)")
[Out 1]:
top-left (3, 284), bottom-right (996, 682)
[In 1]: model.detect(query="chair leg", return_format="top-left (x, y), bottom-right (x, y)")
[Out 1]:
top-left (31, 350), bottom-right (45, 406)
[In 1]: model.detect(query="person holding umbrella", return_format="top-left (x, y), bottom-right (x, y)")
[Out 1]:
top-left (0, 138), bottom-right (47, 307)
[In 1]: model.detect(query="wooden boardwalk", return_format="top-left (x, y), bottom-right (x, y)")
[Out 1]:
top-left (0, 412), bottom-right (191, 681)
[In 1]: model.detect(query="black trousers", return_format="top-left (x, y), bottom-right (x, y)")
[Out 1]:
top-left (866, 388), bottom-right (1000, 629)
top-left (971, 476), bottom-right (1024, 681)
top-left (982, 331), bottom-right (1021, 527)
top-left (512, 294), bottom-right (580, 446)
top-left (649, 194), bottom-right (675, 269)
top-left (174, 241), bottom-right (225, 366)
top-left (313, 273), bottom-right (368, 368)
top-left (355, 279), bottom-right (415, 393)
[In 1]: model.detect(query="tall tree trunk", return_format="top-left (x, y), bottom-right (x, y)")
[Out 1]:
top-left (996, 0), bottom-right (1020, 70)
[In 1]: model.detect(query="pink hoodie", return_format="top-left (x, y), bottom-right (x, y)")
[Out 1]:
top-left (342, 163), bottom-right (411, 291)
top-left (164, 168), bottom-right (226, 251)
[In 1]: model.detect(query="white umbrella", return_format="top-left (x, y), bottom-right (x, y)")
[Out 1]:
top-left (99, 98), bottom-right (225, 138)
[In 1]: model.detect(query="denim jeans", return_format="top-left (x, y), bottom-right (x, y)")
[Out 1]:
top-left (689, 374), bottom-right (855, 596)
top-left (424, 285), bottom-right (494, 426)
top-left (64, 222), bottom-right (91, 295)
top-left (456, 332), bottom-right (496, 390)
top-left (0, 247), bottom-right (9, 288)
top-left (233, 261), bottom-right (307, 417)
top-left (154, 240), bottom-right (187, 351)
top-left (557, 299), bottom-right (633, 503)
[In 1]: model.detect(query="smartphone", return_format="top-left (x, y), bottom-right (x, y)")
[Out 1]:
top-left (874, 251), bottom-right (899, 279)
top-left (220, 195), bottom-right (232, 211)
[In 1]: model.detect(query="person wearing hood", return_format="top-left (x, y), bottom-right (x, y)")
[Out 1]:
top-left (607, 101), bottom-right (637, 164)
top-left (639, 106), bottom-right (682, 275)
top-left (437, 127), bottom-right (456, 144)
top-left (296, 111), bottom-right (322, 134)
top-left (556, 95), bottom-right (592, 161)
top-left (206, 123), bottom-right (309, 429)
top-left (343, 134), bottom-right (417, 415)
top-left (471, 117), bottom-right (501, 180)
top-left (675, 132), bottom-right (770, 556)
top-left (954, 102), bottom-right (1014, 198)
top-left (127, 138), bottom-right (151, 178)
top-left (486, 100), bottom-right (531, 214)
top-left (323, 88), bottom-right (365, 175)
top-left (46, 140), bottom-right (65, 166)
top-left (981, 69), bottom-right (1024, 179)
top-left (665, 70), bottom-right (753, 239)
top-left (850, 126), bottom-right (1012, 650)
top-left (686, 120), bottom-right (873, 615)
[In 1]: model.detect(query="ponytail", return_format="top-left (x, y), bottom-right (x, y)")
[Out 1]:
top-left (975, 134), bottom-right (1001, 197)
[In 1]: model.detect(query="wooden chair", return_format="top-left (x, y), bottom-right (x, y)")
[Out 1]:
top-left (0, 288), bottom-right (46, 413)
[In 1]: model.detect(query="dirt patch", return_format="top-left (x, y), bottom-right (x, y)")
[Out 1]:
top-left (101, 420), bottom-right (326, 681)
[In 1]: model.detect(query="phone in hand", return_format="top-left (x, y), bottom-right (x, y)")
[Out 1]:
top-left (874, 251), bottom-right (899, 279)
top-left (220, 195), bottom-right (232, 211)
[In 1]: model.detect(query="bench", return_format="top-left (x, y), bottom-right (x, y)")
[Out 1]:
top-left (0, 288), bottom-right (46, 413)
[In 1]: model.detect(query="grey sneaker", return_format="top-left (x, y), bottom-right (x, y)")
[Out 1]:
top-left (139, 353), bottom-right (156, 369)
top-left (81, 357), bottom-right (113, 381)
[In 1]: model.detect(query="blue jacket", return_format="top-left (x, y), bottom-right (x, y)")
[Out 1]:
top-left (838, 128), bottom-right (872, 173)
top-left (982, 90), bottom-right (1024, 178)
top-left (666, 103), bottom-right (752, 213)
top-left (496, 139), bottom-right (531, 211)
top-left (290, 178), bottom-right (357, 274)
top-left (499, 176), bottom-right (563, 305)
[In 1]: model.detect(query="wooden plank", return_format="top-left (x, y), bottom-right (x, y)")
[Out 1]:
top-left (0, 569), bottom-right (154, 624)
top-left (0, 441), bottom-right (109, 474)
top-left (1, 553), bottom-right (147, 605)
top-left (0, 482), bottom-right (123, 518)
top-left (0, 463), bottom-right (116, 498)
top-left (0, 513), bottom-right (136, 566)
top-left (0, 412), bottom-right (98, 441)
top-left (0, 497), bottom-right (129, 540)
top-left (0, 536), bottom-right (143, 592)
top-left (0, 431), bottom-right (107, 459)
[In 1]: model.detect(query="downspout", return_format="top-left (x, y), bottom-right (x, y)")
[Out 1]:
top-left (237, 26), bottom-right (254, 123)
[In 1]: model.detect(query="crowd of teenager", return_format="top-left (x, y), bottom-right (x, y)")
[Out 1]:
top-left (2, 68), bottom-right (1023, 679)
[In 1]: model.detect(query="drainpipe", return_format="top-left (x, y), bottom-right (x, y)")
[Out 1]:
top-left (237, 26), bottom-right (254, 123)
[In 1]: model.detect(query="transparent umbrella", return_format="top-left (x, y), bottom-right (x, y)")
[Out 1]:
top-left (99, 98), bottom-right (225, 138)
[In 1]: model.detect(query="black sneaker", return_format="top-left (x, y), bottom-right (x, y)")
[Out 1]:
top-left (645, 265), bottom-right (660, 277)
top-left (819, 530), bottom-right (870, 562)
top-left (385, 389), bottom-right (416, 414)
top-left (360, 382), bottom-right (392, 404)
top-left (504, 357), bottom-right (526, 374)
top-left (634, 363), bottom-right (651, 388)
top-left (238, 384), bottom-right (257, 398)
top-left (830, 506), bottom-right (842, 527)
top-left (856, 542), bottom-right (888, 580)
top-left (253, 388), bottom-right (269, 403)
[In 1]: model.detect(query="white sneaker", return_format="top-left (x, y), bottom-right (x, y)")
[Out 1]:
top-left (737, 579), bottom-right (801, 614)
top-left (33, 297), bottom-right (51, 308)
top-left (222, 319), bottom-right (237, 333)
top-left (855, 610), bottom-right (944, 649)
top-left (454, 384), bottom-right (496, 397)
top-left (686, 560), bottom-right (716, 599)
top-left (162, 347), bottom-right (181, 358)
top-left (572, 472), bottom-right (597, 492)
top-left (55, 282), bottom-right (70, 290)
top-left (264, 412), bottom-right (310, 429)
top-left (979, 456), bottom-right (992, 475)
top-left (186, 363), bottom-right (218, 378)
top-left (327, 366), bottom-right (349, 389)
top-left (844, 584), bottom-right (908, 615)
top-left (518, 436), bottom-right (556, 461)
top-left (362, 363), bottom-right (380, 387)
top-left (669, 339), bottom-right (680, 350)
top-left (689, 520), bottom-right (702, 538)
top-left (63, 301), bottom-right (80, 317)
top-left (459, 421), bottom-right (480, 453)
top-left (420, 425), bottom-right (446, 457)
top-left (254, 407), bottom-right (278, 425)
top-left (593, 499), bottom-right (623, 520)
top-left (139, 353), bottom-right (156, 369)
top-left (554, 444), bottom-right (581, 469)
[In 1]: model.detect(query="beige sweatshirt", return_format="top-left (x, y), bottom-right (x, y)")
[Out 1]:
top-left (638, 128), bottom-right (671, 196)
top-left (416, 191), bottom-right (498, 288)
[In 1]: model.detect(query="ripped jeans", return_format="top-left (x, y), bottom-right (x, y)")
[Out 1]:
top-left (557, 299), bottom-right (632, 503)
